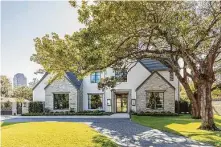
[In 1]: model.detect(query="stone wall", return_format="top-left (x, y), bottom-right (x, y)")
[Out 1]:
top-left (213, 100), bottom-right (221, 116)
top-left (136, 72), bottom-right (175, 113)
top-left (45, 77), bottom-right (78, 112)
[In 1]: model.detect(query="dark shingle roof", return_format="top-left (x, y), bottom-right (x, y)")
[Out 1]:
top-left (65, 72), bottom-right (82, 89)
top-left (140, 59), bottom-right (169, 72)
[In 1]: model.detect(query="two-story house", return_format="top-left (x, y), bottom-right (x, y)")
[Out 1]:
top-left (33, 59), bottom-right (179, 113)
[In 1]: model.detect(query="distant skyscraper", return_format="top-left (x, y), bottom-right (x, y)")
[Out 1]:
top-left (13, 73), bottom-right (27, 87)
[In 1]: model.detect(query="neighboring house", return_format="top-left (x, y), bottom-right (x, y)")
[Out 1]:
top-left (0, 97), bottom-right (29, 115)
top-left (13, 73), bottom-right (27, 87)
top-left (33, 59), bottom-right (179, 113)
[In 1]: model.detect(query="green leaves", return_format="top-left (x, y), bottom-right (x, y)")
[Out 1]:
top-left (13, 86), bottom-right (32, 101)
top-left (31, 1), bottom-right (221, 83)
top-left (0, 76), bottom-right (12, 97)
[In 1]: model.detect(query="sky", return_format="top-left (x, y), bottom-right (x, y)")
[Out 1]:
top-left (1, 1), bottom-right (84, 84)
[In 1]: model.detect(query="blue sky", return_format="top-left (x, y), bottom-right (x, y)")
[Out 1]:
top-left (1, 1), bottom-right (84, 83)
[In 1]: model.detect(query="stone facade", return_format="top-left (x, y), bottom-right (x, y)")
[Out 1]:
top-left (45, 77), bottom-right (78, 112)
top-left (136, 72), bottom-right (175, 113)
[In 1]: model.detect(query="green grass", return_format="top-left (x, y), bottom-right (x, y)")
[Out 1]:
top-left (132, 114), bottom-right (221, 146)
top-left (1, 122), bottom-right (118, 147)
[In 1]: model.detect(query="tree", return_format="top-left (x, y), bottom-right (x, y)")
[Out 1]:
top-left (31, 1), bottom-right (221, 130)
top-left (0, 75), bottom-right (12, 97)
top-left (28, 78), bottom-right (39, 88)
top-left (13, 86), bottom-right (33, 101)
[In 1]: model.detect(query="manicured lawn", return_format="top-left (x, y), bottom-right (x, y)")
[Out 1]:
top-left (132, 115), bottom-right (221, 146)
top-left (1, 122), bottom-right (118, 147)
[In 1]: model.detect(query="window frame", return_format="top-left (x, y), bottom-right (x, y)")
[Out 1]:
top-left (88, 93), bottom-right (104, 110)
top-left (90, 72), bottom-right (101, 83)
top-left (53, 93), bottom-right (69, 110)
top-left (146, 91), bottom-right (164, 110)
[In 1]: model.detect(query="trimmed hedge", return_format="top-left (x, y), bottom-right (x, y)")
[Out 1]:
top-left (28, 102), bottom-right (44, 113)
top-left (22, 110), bottom-right (113, 116)
top-left (175, 100), bottom-right (191, 114)
top-left (134, 111), bottom-right (179, 116)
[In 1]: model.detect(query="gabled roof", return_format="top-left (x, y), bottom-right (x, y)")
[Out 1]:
top-left (65, 72), bottom-right (82, 89)
top-left (32, 73), bottom-right (48, 90)
top-left (139, 59), bottom-right (169, 72)
top-left (136, 71), bottom-right (175, 91)
top-left (44, 72), bottom-right (82, 90)
top-left (33, 72), bottom-right (82, 90)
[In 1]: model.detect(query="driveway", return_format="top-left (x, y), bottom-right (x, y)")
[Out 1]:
top-left (3, 118), bottom-right (211, 147)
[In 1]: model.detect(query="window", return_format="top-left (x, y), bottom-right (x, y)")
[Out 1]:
top-left (54, 94), bottom-right (69, 110)
top-left (169, 71), bottom-right (174, 81)
top-left (88, 94), bottom-right (103, 109)
top-left (90, 72), bottom-right (101, 83)
top-left (115, 69), bottom-right (127, 82)
top-left (146, 92), bottom-right (164, 109)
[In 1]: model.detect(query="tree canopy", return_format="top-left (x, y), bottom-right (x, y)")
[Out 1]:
top-left (13, 86), bottom-right (33, 101)
top-left (31, 1), bottom-right (221, 130)
top-left (0, 75), bottom-right (12, 97)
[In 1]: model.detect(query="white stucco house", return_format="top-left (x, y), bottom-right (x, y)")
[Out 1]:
top-left (33, 59), bottom-right (179, 113)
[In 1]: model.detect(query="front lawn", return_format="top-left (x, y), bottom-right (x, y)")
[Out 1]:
top-left (1, 122), bottom-right (117, 147)
top-left (132, 115), bottom-right (221, 146)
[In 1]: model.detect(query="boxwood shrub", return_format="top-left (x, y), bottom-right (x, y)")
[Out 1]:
top-left (22, 110), bottom-right (113, 116)
top-left (28, 102), bottom-right (44, 113)
top-left (136, 111), bottom-right (179, 116)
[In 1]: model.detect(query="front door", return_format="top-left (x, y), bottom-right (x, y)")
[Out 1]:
top-left (116, 93), bottom-right (128, 113)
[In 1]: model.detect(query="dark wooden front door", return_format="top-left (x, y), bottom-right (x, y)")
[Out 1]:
top-left (116, 93), bottom-right (128, 113)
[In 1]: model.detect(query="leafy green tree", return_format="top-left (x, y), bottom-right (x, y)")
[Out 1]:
top-left (0, 75), bottom-right (12, 97)
top-left (13, 86), bottom-right (33, 101)
top-left (31, 1), bottom-right (221, 130)
top-left (28, 78), bottom-right (39, 88)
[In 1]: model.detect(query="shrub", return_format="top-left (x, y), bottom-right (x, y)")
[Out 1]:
top-left (136, 111), bottom-right (179, 116)
top-left (44, 108), bottom-right (51, 113)
top-left (22, 110), bottom-right (113, 116)
top-left (29, 102), bottom-right (44, 113)
top-left (175, 100), bottom-right (191, 114)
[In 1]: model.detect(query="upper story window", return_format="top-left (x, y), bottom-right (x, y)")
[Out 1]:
top-left (90, 72), bottom-right (101, 83)
top-left (115, 69), bottom-right (127, 82)
top-left (169, 70), bottom-right (174, 81)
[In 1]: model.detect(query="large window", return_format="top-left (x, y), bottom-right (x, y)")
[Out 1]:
top-left (88, 94), bottom-right (103, 109)
top-left (54, 94), bottom-right (69, 110)
top-left (115, 69), bottom-right (127, 82)
top-left (146, 92), bottom-right (164, 109)
top-left (90, 72), bottom-right (101, 83)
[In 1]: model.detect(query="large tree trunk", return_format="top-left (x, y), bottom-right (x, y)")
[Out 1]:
top-left (191, 97), bottom-right (201, 119)
top-left (182, 82), bottom-right (201, 118)
top-left (191, 90), bottom-right (201, 119)
top-left (199, 80), bottom-right (219, 131)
